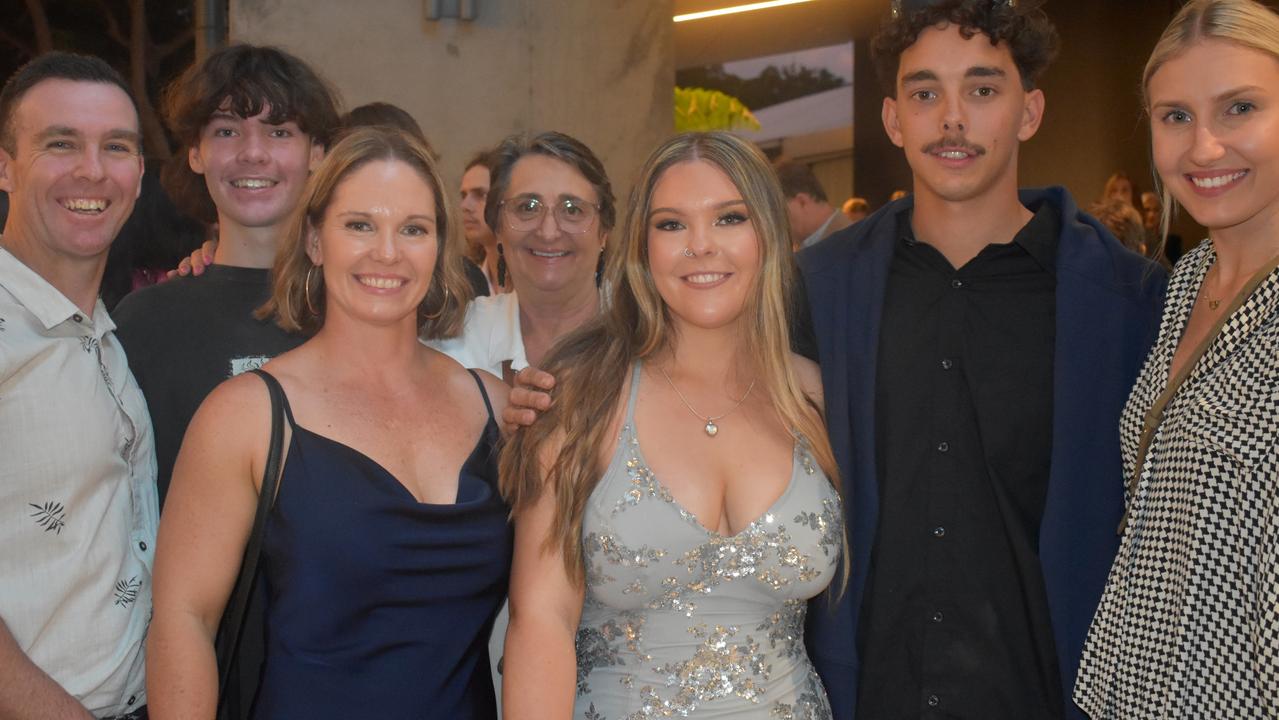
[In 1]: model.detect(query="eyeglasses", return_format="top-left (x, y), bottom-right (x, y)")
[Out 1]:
top-left (498, 196), bottom-right (599, 234)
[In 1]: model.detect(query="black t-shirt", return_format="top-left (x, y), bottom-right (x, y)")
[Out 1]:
top-left (857, 205), bottom-right (1063, 719)
top-left (114, 264), bottom-right (304, 504)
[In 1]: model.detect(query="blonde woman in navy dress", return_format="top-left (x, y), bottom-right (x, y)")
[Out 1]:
top-left (501, 132), bottom-right (845, 719)
top-left (147, 128), bottom-right (511, 718)
top-left (1075, 1), bottom-right (1279, 716)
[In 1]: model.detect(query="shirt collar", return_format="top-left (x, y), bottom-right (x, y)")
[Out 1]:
top-left (895, 203), bottom-right (1060, 275)
top-left (0, 245), bottom-right (114, 332)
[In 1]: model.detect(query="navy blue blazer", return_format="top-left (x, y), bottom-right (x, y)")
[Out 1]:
top-left (798, 187), bottom-right (1166, 720)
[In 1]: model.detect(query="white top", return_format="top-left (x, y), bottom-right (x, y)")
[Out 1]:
top-left (0, 247), bottom-right (158, 716)
top-left (425, 291), bottom-right (528, 378)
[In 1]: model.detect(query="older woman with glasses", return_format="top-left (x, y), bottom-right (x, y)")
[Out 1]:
top-left (429, 131), bottom-right (615, 384)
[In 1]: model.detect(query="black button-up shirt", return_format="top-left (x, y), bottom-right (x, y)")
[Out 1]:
top-left (857, 204), bottom-right (1063, 719)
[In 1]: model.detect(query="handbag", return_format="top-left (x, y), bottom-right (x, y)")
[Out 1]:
top-left (213, 369), bottom-right (287, 719)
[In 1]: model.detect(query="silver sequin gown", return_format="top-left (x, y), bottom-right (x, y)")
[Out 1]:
top-left (573, 363), bottom-right (843, 720)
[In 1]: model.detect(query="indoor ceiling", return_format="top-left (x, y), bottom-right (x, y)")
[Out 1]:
top-left (672, 0), bottom-right (875, 69)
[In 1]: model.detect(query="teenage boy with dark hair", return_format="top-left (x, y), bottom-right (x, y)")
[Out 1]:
top-left (113, 44), bottom-right (341, 504)
top-left (799, 1), bottom-right (1165, 718)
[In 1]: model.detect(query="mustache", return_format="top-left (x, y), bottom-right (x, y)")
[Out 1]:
top-left (922, 136), bottom-right (987, 156)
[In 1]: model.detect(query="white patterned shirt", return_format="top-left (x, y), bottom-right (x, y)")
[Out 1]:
top-left (0, 246), bottom-right (158, 717)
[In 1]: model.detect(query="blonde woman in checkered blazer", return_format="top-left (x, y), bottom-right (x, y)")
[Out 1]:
top-left (1075, 1), bottom-right (1279, 717)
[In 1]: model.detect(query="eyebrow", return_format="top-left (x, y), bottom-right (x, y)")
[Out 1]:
top-left (35, 125), bottom-right (141, 145)
top-left (966, 66), bottom-right (1007, 79)
top-left (901, 69), bottom-right (939, 86)
top-left (338, 210), bottom-right (436, 223)
top-left (647, 199), bottom-right (746, 218)
top-left (1214, 84), bottom-right (1265, 103)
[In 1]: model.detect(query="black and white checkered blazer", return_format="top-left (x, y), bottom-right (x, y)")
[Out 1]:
top-left (1075, 239), bottom-right (1279, 718)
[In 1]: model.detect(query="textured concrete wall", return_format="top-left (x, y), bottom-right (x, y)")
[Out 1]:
top-left (230, 0), bottom-right (674, 207)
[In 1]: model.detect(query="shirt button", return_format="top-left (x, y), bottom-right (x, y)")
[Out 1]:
top-left (927, 694), bottom-right (940, 707)
top-left (72, 313), bottom-right (83, 323)
top-left (937, 441), bottom-right (949, 453)
top-left (932, 611), bottom-right (944, 623)
top-left (139, 541), bottom-right (147, 551)
top-left (127, 695), bottom-right (136, 705)
top-left (941, 358), bottom-right (953, 370)
top-left (932, 526), bottom-right (946, 538)
top-left (951, 279), bottom-right (964, 289)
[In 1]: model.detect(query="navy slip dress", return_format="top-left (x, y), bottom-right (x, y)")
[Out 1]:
top-left (249, 370), bottom-right (511, 719)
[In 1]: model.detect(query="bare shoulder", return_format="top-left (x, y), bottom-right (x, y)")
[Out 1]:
top-left (192, 369), bottom-right (273, 436)
top-left (790, 353), bottom-right (824, 409)
top-left (423, 345), bottom-right (510, 419)
top-left (474, 369), bottom-right (510, 417)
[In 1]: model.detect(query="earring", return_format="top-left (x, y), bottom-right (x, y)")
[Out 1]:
top-left (304, 264), bottom-right (321, 317)
top-left (423, 284), bottom-right (451, 320)
top-left (595, 247), bottom-right (605, 285)
top-left (682, 248), bottom-right (695, 258)
top-left (496, 243), bottom-right (507, 287)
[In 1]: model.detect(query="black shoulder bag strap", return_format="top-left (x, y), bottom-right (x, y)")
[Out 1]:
top-left (215, 368), bottom-right (288, 709)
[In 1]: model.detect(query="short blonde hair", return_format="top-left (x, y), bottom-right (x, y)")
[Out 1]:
top-left (259, 126), bottom-right (470, 338)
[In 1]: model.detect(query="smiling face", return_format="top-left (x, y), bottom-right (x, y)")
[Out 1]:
top-left (497, 154), bottom-right (604, 299)
top-left (189, 103), bottom-right (322, 237)
top-left (882, 23), bottom-right (1043, 206)
top-left (307, 158), bottom-right (439, 329)
top-left (1147, 39), bottom-right (1279, 239)
top-left (0, 79), bottom-right (142, 263)
top-left (647, 159), bottom-right (760, 333)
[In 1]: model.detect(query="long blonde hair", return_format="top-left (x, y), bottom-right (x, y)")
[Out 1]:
top-left (500, 131), bottom-right (844, 585)
top-left (258, 126), bottom-right (470, 338)
top-left (1143, 0), bottom-right (1279, 246)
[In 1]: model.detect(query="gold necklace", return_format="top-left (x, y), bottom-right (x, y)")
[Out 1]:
top-left (1205, 264), bottom-right (1223, 310)
top-left (658, 365), bottom-right (757, 437)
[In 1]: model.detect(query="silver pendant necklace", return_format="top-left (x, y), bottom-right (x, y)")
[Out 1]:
top-left (658, 365), bottom-right (757, 437)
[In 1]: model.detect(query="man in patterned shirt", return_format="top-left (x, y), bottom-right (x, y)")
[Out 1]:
top-left (0, 53), bottom-right (157, 719)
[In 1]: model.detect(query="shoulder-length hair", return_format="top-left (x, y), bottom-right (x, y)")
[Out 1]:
top-left (500, 131), bottom-right (845, 585)
top-left (258, 126), bottom-right (470, 338)
top-left (1142, 0), bottom-right (1279, 246)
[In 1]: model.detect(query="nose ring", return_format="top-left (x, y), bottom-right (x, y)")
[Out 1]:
top-left (683, 248), bottom-right (695, 257)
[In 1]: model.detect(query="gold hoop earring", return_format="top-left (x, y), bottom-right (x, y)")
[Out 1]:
top-left (304, 265), bottom-right (321, 317)
top-left (422, 284), bottom-right (451, 320)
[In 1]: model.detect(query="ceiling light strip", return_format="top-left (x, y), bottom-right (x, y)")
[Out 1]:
top-left (673, 0), bottom-right (815, 23)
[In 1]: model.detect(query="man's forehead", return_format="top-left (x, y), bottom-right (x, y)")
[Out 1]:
top-left (14, 78), bottom-right (139, 136)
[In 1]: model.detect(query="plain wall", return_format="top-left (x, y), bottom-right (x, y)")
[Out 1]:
top-left (230, 0), bottom-right (675, 207)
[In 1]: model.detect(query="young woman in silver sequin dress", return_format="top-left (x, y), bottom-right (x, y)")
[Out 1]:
top-left (1075, 1), bottom-right (1279, 716)
top-left (500, 132), bottom-right (846, 720)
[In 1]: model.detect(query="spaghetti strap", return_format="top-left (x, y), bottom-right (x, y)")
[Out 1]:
top-left (623, 361), bottom-right (643, 427)
top-left (250, 368), bottom-right (297, 427)
top-left (466, 369), bottom-right (496, 423)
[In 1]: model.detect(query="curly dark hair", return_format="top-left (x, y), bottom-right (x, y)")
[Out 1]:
top-left (871, 0), bottom-right (1060, 97)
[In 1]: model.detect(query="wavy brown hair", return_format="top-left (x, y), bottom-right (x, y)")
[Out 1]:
top-left (258, 126), bottom-right (470, 338)
top-left (500, 131), bottom-right (846, 587)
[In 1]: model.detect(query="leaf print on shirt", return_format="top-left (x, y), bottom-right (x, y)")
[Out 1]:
top-left (114, 576), bottom-right (141, 606)
top-left (29, 502), bottom-right (66, 534)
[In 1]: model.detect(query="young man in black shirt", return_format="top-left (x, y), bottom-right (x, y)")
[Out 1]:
top-left (113, 45), bottom-right (340, 504)
top-left (797, 1), bottom-right (1166, 718)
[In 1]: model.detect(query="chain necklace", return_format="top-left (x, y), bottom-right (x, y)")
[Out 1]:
top-left (658, 365), bottom-right (757, 437)
top-left (1205, 264), bottom-right (1223, 310)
